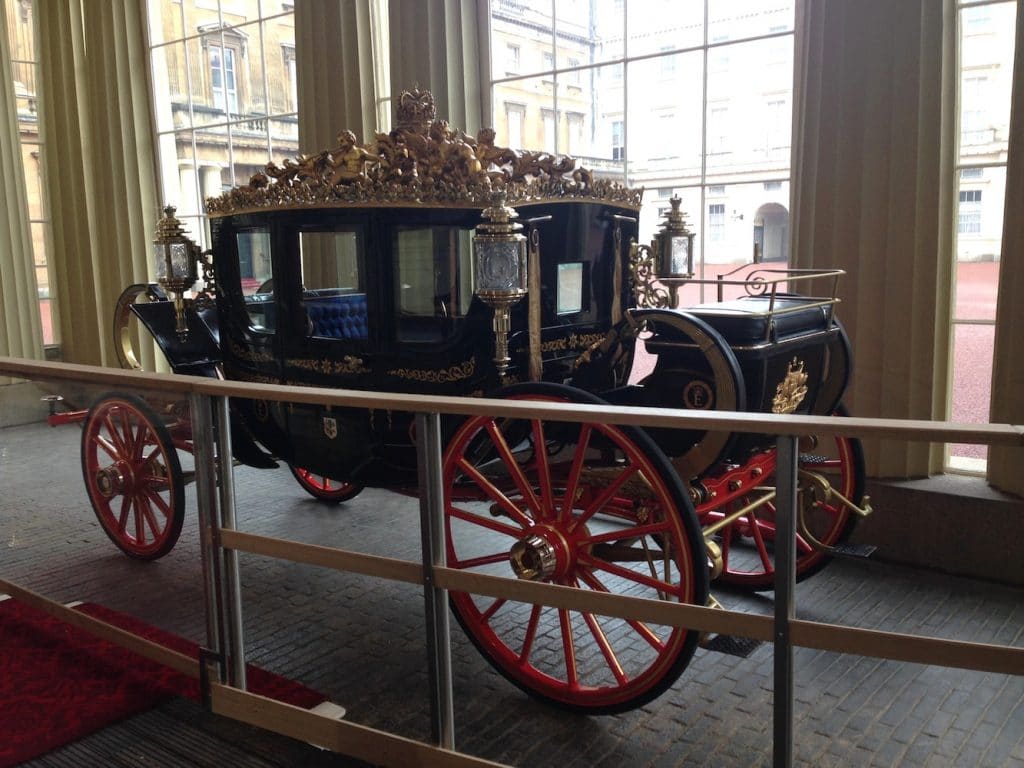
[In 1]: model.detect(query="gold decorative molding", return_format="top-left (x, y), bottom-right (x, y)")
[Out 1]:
top-left (206, 88), bottom-right (642, 216)
top-left (628, 242), bottom-right (671, 309)
top-left (288, 355), bottom-right (370, 376)
top-left (229, 341), bottom-right (274, 364)
top-left (772, 358), bottom-right (809, 414)
top-left (387, 359), bottom-right (476, 384)
top-left (540, 332), bottom-right (606, 354)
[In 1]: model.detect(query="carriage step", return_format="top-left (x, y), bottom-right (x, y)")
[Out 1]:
top-left (701, 633), bottom-right (763, 658)
top-left (831, 542), bottom-right (877, 558)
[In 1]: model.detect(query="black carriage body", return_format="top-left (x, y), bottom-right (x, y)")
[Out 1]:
top-left (208, 200), bottom-right (639, 487)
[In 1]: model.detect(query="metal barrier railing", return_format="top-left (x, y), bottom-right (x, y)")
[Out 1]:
top-left (1, 355), bottom-right (1022, 768)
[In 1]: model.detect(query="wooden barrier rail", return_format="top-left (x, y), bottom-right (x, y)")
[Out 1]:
top-left (1, 354), bottom-right (1022, 768)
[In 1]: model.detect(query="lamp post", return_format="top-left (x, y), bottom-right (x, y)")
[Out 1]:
top-left (472, 191), bottom-right (528, 380)
top-left (153, 206), bottom-right (201, 337)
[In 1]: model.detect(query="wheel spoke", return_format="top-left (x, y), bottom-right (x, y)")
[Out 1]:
top-left (484, 420), bottom-right (543, 519)
top-left (446, 503), bottom-right (523, 539)
top-left (480, 597), bottom-right (507, 623)
top-left (578, 551), bottom-right (682, 596)
top-left (141, 484), bottom-right (172, 517)
top-left (746, 509), bottom-right (774, 573)
top-left (116, 495), bottom-right (131, 533)
top-left (103, 412), bottom-right (128, 457)
top-left (530, 419), bottom-right (555, 519)
top-left (452, 550), bottom-right (514, 570)
top-left (559, 424), bottom-right (593, 523)
top-left (583, 520), bottom-right (673, 546)
top-left (570, 461), bottom-right (644, 532)
top-left (518, 604), bottom-right (542, 666)
top-left (579, 609), bottom-right (628, 686)
top-left (94, 434), bottom-right (120, 462)
top-left (455, 457), bottom-right (533, 529)
top-left (578, 569), bottom-right (667, 652)
top-left (558, 608), bottom-right (578, 688)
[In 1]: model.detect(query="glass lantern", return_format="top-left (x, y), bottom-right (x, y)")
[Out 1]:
top-left (153, 205), bottom-right (200, 337)
top-left (654, 195), bottom-right (695, 279)
top-left (473, 192), bottom-right (528, 379)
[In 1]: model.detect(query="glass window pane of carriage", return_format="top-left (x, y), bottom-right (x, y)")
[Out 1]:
top-left (237, 228), bottom-right (274, 331)
top-left (947, 322), bottom-right (994, 472)
top-left (625, 52), bottom-right (702, 190)
top-left (703, 36), bottom-right (793, 181)
top-left (957, 2), bottom-right (1014, 165)
top-left (626, 0), bottom-right (703, 56)
top-left (394, 228), bottom-right (474, 342)
top-left (300, 231), bottom-right (363, 292)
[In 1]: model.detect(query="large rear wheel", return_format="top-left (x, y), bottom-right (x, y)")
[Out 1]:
top-left (443, 383), bottom-right (708, 714)
top-left (712, 407), bottom-right (865, 590)
top-left (81, 393), bottom-right (185, 560)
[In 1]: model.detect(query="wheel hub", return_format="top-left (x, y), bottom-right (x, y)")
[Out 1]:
top-left (510, 526), bottom-right (571, 581)
top-left (95, 465), bottom-right (126, 498)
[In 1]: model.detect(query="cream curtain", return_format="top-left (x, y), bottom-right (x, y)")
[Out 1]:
top-left (295, 0), bottom-right (386, 152)
top-left (0, 5), bottom-right (43, 367)
top-left (791, 0), bottom-right (956, 478)
top-left (36, 0), bottom-right (158, 368)
top-left (987, 4), bottom-right (1024, 495)
top-left (388, 0), bottom-right (484, 135)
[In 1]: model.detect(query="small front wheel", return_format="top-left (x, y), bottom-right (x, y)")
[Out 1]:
top-left (289, 465), bottom-right (363, 504)
top-left (444, 383), bottom-right (708, 714)
top-left (81, 393), bottom-right (184, 560)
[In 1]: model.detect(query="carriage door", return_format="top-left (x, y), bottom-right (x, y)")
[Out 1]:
top-left (284, 224), bottom-right (375, 478)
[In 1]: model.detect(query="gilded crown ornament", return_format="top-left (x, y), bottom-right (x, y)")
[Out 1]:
top-left (205, 87), bottom-right (642, 216)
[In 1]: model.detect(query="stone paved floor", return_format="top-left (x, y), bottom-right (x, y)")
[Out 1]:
top-left (2, 415), bottom-right (1023, 768)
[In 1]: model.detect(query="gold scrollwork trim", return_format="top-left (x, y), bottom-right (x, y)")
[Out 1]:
top-left (288, 355), bottom-right (370, 376)
top-left (540, 332), bottom-right (606, 354)
top-left (229, 341), bottom-right (274, 364)
top-left (628, 243), bottom-right (671, 309)
top-left (387, 359), bottom-right (476, 384)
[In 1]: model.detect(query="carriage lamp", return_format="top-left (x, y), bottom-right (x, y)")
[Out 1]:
top-left (473, 191), bottom-right (529, 379)
top-left (653, 195), bottom-right (695, 279)
top-left (153, 205), bottom-right (201, 337)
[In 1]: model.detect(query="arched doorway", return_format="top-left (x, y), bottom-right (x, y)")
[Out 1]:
top-left (752, 203), bottom-right (789, 263)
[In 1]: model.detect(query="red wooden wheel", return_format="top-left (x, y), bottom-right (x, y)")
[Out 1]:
top-left (289, 465), bottom-right (363, 503)
top-left (80, 393), bottom-right (185, 560)
top-left (713, 409), bottom-right (865, 590)
top-left (443, 383), bottom-right (708, 714)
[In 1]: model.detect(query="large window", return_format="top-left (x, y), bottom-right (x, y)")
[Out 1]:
top-left (948, 0), bottom-right (1016, 472)
top-left (487, 0), bottom-right (795, 305)
top-left (147, 1), bottom-right (298, 248)
top-left (5, 0), bottom-right (52, 345)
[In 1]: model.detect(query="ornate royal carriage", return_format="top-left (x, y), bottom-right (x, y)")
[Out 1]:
top-left (58, 88), bottom-right (872, 714)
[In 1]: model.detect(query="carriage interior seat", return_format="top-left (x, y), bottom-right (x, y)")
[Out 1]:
top-left (304, 291), bottom-right (368, 340)
top-left (685, 294), bottom-right (835, 345)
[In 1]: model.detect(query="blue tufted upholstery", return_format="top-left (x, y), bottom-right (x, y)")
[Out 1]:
top-left (306, 293), bottom-right (368, 340)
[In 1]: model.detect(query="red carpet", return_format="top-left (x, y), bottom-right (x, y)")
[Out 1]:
top-left (0, 598), bottom-right (325, 767)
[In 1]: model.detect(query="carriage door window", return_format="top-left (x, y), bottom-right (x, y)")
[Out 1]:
top-left (236, 228), bottom-right (274, 332)
top-left (299, 230), bottom-right (367, 342)
top-left (394, 227), bottom-right (474, 343)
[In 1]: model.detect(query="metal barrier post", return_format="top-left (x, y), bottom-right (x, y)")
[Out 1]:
top-left (773, 435), bottom-right (798, 768)
top-left (415, 411), bottom-right (455, 749)
top-left (189, 393), bottom-right (226, 690)
top-left (214, 395), bottom-right (247, 690)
